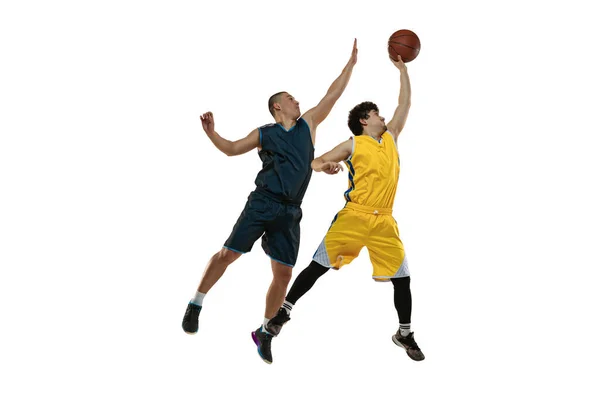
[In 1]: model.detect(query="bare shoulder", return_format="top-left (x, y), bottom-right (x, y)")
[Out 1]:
top-left (337, 137), bottom-right (354, 157)
top-left (300, 112), bottom-right (316, 131)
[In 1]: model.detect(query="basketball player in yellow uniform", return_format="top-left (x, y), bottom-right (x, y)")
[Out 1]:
top-left (267, 55), bottom-right (425, 361)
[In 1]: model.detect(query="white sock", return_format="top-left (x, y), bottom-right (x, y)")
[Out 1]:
top-left (191, 291), bottom-right (206, 306)
top-left (282, 300), bottom-right (294, 315)
top-left (400, 323), bottom-right (411, 337)
top-left (262, 318), bottom-right (272, 334)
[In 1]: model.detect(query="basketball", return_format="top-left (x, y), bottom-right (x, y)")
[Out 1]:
top-left (388, 30), bottom-right (421, 62)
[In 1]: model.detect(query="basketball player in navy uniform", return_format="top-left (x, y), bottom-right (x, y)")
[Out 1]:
top-left (182, 40), bottom-right (358, 364)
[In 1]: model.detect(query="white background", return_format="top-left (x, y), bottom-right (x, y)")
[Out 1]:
top-left (1, 0), bottom-right (599, 399)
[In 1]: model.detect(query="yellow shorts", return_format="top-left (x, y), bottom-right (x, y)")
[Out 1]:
top-left (312, 202), bottom-right (410, 281)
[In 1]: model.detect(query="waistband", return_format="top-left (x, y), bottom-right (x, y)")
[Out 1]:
top-left (344, 202), bottom-right (392, 215)
top-left (254, 187), bottom-right (302, 206)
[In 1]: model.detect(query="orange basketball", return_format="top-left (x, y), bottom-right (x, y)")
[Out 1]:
top-left (388, 30), bottom-right (421, 62)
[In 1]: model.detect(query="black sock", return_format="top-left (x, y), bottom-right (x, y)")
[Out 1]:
top-left (286, 260), bottom-right (329, 305)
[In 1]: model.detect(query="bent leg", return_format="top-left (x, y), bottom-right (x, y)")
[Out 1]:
top-left (197, 247), bottom-right (242, 293)
top-left (286, 260), bottom-right (330, 304)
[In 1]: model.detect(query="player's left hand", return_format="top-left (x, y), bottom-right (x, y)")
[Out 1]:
top-left (322, 161), bottom-right (344, 175)
top-left (347, 38), bottom-right (358, 67)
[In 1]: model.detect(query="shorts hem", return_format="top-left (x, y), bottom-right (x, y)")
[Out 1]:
top-left (312, 258), bottom-right (335, 269)
top-left (372, 277), bottom-right (391, 282)
top-left (223, 246), bottom-right (246, 254)
top-left (266, 254), bottom-right (295, 267)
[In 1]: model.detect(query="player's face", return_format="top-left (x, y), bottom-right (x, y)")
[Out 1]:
top-left (279, 93), bottom-right (301, 119)
top-left (365, 110), bottom-right (386, 132)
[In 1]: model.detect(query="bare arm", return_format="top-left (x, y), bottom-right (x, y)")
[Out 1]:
top-left (311, 138), bottom-right (353, 174)
top-left (386, 56), bottom-right (412, 141)
top-left (200, 112), bottom-right (259, 156)
top-left (303, 39), bottom-right (358, 142)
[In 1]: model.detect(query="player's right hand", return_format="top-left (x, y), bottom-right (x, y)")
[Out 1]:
top-left (200, 112), bottom-right (215, 134)
top-left (389, 54), bottom-right (407, 71)
top-left (322, 161), bottom-right (344, 175)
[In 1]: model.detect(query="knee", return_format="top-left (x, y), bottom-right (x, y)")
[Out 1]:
top-left (216, 248), bottom-right (241, 265)
top-left (274, 265), bottom-right (293, 285)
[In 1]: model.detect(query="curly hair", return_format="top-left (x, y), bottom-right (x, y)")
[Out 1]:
top-left (347, 101), bottom-right (379, 135)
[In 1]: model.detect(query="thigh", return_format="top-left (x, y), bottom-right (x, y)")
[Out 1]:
top-left (312, 208), bottom-right (368, 269)
top-left (224, 192), bottom-right (272, 253)
top-left (367, 216), bottom-right (409, 281)
top-left (262, 204), bottom-right (301, 267)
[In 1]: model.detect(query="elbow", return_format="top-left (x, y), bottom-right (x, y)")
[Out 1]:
top-left (224, 144), bottom-right (238, 157)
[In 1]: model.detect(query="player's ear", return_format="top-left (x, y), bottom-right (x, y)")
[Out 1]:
top-left (359, 118), bottom-right (368, 126)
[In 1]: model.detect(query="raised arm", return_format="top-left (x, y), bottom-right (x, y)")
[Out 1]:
top-left (386, 55), bottom-right (412, 141)
top-left (311, 138), bottom-right (353, 174)
top-left (200, 112), bottom-right (259, 156)
top-left (302, 39), bottom-right (358, 141)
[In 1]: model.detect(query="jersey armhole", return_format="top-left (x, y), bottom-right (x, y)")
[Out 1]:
top-left (345, 136), bottom-right (355, 161)
top-left (299, 117), bottom-right (315, 149)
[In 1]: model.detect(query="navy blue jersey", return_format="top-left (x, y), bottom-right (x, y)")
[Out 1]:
top-left (255, 117), bottom-right (314, 204)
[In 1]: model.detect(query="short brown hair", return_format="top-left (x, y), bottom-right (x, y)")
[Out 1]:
top-left (268, 92), bottom-right (287, 117)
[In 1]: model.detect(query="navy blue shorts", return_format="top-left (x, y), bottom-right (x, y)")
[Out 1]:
top-left (224, 190), bottom-right (303, 267)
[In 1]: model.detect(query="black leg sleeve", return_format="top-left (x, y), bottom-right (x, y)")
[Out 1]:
top-left (391, 276), bottom-right (412, 324)
top-left (285, 260), bottom-right (329, 304)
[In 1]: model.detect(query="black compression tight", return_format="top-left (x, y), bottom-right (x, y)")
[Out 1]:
top-left (391, 276), bottom-right (412, 324)
top-left (285, 261), bottom-right (412, 326)
top-left (285, 260), bottom-right (329, 304)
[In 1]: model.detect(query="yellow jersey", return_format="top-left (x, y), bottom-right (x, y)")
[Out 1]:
top-left (343, 131), bottom-right (399, 209)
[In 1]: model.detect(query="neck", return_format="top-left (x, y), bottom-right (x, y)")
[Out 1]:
top-left (363, 127), bottom-right (384, 140)
top-left (275, 116), bottom-right (297, 130)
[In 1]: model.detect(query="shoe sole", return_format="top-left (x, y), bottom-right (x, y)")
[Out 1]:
top-left (392, 335), bottom-right (404, 348)
top-left (391, 335), bottom-right (425, 361)
top-left (251, 331), bottom-right (272, 364)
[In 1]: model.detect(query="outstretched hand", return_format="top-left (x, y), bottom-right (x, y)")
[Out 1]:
top-left (200, 112), bottom-right (215, 134)
top-left (348, 38), bottom-right (358, 66)
top-left (390, 53), bottom-right (407, 71)
top-left (322, 161), bottom-right (344, 175)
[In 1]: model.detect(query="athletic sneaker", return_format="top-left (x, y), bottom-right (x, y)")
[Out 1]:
top-left (266, 308), bottom-right (291, 336)
top-left (251, 327), bottom-right (273, 364)
top-left (182, 302), bottom-right (202, 334)
top-left (392, 331), bottom-right (425, 361)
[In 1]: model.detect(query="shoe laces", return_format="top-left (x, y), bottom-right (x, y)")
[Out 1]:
top-left (271, 311), bottom-right (290, 325)
top-left (403, 334), bottom-right (421, 350)
top-left (263, 331), bottom-right (273, 342)
top-left (185, 304), bottom-right (200, 317)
